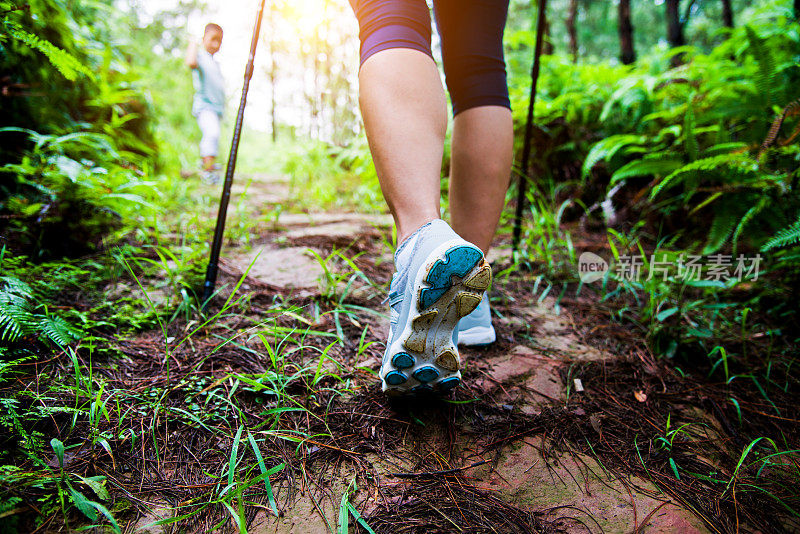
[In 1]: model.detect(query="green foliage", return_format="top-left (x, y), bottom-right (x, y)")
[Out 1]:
top-left (762, 215), bottom-right (800, 251)
top-left (124, 6), bottom-right (201, 172)
top-left (0, 0), bottom-right (157, 153)
top-left (0, 0), bottom-right (797, 530)
top-left (0, 275), bottom-right (34, 343)
top-left (1, 0), bottom-right (162, 259)
top-left (0, 127), bottom-right (161, 259)
top-left (283, 138), bottom-right (383, 212)
top-left (519, 10), bottom-right (800, 254)
top-left (1, 17), bottom-right (94, 81)
top-left (514, 2), bottom-right (800, 375)
top-left (0, 253), bottom-right (83, 348)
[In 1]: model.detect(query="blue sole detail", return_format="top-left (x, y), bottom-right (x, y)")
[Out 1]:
top-left (437, 377), bottom-right (460, 391)
top-left (419, 246), bottom-right (483, 310)
top-left (392, 352), bottom-right (415, 369)
top-left (385, 371), bottom-right (408, 386)
top-left (413, 366), bottom-right (440, 383)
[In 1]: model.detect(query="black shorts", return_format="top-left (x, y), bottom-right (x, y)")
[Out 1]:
top-left (350, 0), bottom-right (511, 116)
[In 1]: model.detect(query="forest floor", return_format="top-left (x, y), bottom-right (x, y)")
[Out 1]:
top-left (129, 172), bottom-right (713, 534)
top-left (219, 173), bottom-right (710, 533)
top-left (16, 172), bottom-right (795, 533)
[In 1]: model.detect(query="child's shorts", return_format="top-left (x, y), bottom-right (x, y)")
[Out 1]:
top-left (349, 0), bottom-right (511, 116)
top-left (197, 109), bottom-right (221, 158)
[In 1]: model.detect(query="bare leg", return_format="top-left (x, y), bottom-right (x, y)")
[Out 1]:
top-left (449, 106), bottom-right (513, 254)
top-left (358, 48), bottom-right (447, 245)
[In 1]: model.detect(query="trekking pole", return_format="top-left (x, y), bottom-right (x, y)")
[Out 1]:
top-left (201, 0), bottom-right (267, 311)
top-left (512, 0), bottom-right (548, 254)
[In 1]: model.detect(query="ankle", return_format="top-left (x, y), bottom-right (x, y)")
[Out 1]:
top-left (395, 222), bottom-right (428, 271)
top-left (395, 213), bottom-right (440, 245)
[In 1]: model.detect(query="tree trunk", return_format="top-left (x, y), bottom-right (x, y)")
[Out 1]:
top-left (721, 0), bottom-right (734, 28)
top-left (542, 16), bottom-right (554, 55)
top-left (566, 0), bottom-right (578, 62)
top-left (666, 0), bottom-right (684, 67)
top-left (618, 0), bottom-right (635, 65)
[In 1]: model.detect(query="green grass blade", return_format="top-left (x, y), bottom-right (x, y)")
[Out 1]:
top-left (248, 432), bottom-right (282, 517)
top-left (338, 490), bottom-right (349, 534)
top-left (228, 426), bottom-right (243, 486)
top-left (347, 502), bottom-right (376, 534)
top-left (91, 501), bottom-right (121, 533)
top-left (221, 501), bottom-right (243, 533)
top-left (669, 457), bottom-right (680, 480)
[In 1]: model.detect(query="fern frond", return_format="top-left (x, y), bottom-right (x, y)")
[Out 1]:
top-left (37, 315), bottom-right (83, 348)
top-left (0, 314), bottom-right (23, 343)
top-left (610, 157), bottom-right (683, 184)
top-left (0, 276), bottom-right (36, 342)
top-left (650, 153), bottom-right (754, 199)
top-left (653, 124), bottom-right (682, 144)
top-left (0, 296), bottom-right (34, 343)
top-left (702, 142), bottom-right (749, 158)
top-left (0, 355), bottom-right (37, 382)
top-left (761, 215), bottom-right (800, 252)
top-left (0, 276), bottom-right (33, 298)
top-left (6, 24), bottom-right (94, 82)
top-left (703, 200), bottom-right (740, 254)
top-left (731, 196), bottom-right (769, 255)
top-left (684, 96), bottom-right (699, 162)
top-left (582, 135), bottom-right (648, 178)
top-left (744, 25), bottom-right (777, 107)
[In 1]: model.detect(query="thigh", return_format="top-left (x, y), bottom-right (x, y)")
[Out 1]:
top-left (350, 0), bottom-right (434, 65)
top-left (433, 0), bottom-right (509, 60)
top-left (198, 110), bottom-right (220, 138)
top-left (432, 0), bottom-right (510, 113)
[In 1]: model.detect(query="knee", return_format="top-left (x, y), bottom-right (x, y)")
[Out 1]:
top-left (446, 57), bottom-right (510, 116)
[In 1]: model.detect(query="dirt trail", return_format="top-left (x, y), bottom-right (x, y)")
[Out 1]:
top-left (205, 173), bottom-right (710, 534)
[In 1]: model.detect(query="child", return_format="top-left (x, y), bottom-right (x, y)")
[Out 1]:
top-left (185, 23), bottom-right (225, 183)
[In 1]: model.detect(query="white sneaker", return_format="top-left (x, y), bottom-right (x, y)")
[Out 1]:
top-left (380, 220), bottom-right (492, 395)
top-left (457, 293), bottom-right (496, 346)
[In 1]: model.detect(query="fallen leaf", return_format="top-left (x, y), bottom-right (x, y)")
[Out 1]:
top-left (634, 390), bottom-right (647, 402)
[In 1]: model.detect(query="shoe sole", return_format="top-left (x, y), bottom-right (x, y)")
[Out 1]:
top-left (381, 240), bottom-right (492, 395)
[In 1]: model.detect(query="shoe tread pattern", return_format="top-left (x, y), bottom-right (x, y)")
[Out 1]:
top-left (419, 246), bottom-right (483, 310)
top-left (382, 243), bottom-right (492, 395)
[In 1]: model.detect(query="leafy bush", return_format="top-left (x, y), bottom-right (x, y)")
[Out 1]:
top-left (283, 137), bottom-right (384, 212)
top-left (1, 0), bottom-right (157, 157)
top-left (1, 0), bottom-right (160, 259)
top-left (511, 4), bottom-right (799, 252)
top-left (579, 19), bottom-right (799, 253)
top-left (510, 2), bottom-right (800, 369)
top-left (0, 128), bottom-right (160, 259)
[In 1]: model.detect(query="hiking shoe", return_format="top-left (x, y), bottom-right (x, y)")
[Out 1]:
top-left (380, 219), bottom-right (492, 395)
top-left (457, 293), bottom-right (496, 346)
